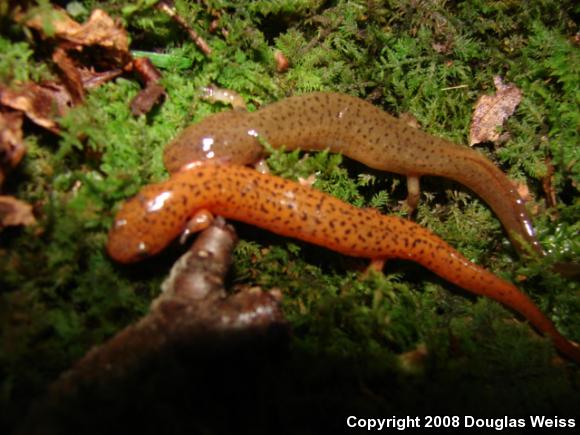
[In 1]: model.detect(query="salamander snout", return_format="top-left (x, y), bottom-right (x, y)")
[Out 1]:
top-left (107, 214), bottom-right (153, 264)
top-left (163, 111), bottom-right (263, 173)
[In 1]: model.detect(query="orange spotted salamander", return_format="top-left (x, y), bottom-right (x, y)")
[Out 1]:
top-left (107, 162), bottom-right (579, 363)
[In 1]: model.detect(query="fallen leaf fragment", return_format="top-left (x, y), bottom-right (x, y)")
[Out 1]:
top-left (0, 111), bottom-right (25, 187)
top-left (23, 7), bottom-right (129, 57)
top-left (469, 76), bottom-right (522, 146)
top-left (515, 181), bottom-right (532, 202)
top-left (398, 343), bottom-right (429, 373)
top-left (274, 50), bottom-right (289, 73)
top-left (0, 82), bottom-right (72, 132)
top-left (78, 67), bottom-right (124, 89)
top-left (53, 47), bottom-right (85, 105)
top-left (542, 156), bottom-right (557, 208)
top-left (0, 195), bottom-right (36, 228)
top-left (399, 112), bottom-right (421, 130)
top-left (129, 57), bottom-right (166, 116)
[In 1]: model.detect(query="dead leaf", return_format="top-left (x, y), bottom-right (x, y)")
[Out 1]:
top-left (516, 181), bottom-right (532, 202)
top-left (78, 67), bottom-right (124, 89)
top-left (0, 82), bottom-right (72, 132)
top-left (515, 181), bottom-right (540, 215)
top-left (274, 50), bottom-right (289, 73)
top-left (17, 5), bottom-right (167, 116)
top-left (469, 76), bottom-right (522, 145)
top-left (542, 156), bottom-right (557, 208)
top-left (399, 112), bottom-right (421, 129)
top-left (298, 174), bottom-right (316, 187)
top-left (53, 47), bottom-right (85, 104)
top-left (398, 343), bottom-right (428, 373)
top-left (23, 7), bottom-right (129, 55)
top-left (432, 40), bottom-right (453, 54)
top-left (0, 195), bottom-right (36, 228)
top-left (0, 111), bottom-right (25, 187)
top-left (130, 82), bottom-right (165, 116)
top-left (0, 81), bottom-right (72, 132)
top-left (129, 57), bottom-right (166, 116)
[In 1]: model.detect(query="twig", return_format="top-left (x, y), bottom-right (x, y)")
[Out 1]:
top-left (156, 0), bottom-right (212, 56)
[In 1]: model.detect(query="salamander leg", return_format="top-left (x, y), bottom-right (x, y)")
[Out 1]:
top-left (369, 259), bottom-right (386, 271)
top-left (404, 175), bottom-right (421, 218)
top-left (361, 259), bottom-right (386, 277)
top-left (179, 209), bottom-right (215, 244)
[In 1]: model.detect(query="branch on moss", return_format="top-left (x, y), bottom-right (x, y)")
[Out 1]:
top-left (21, 217), bottom-right (287, 433)
top-left (156, 0), bottom-right (212, 56)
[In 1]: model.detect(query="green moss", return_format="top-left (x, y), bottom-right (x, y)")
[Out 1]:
top-left (0, 36), bottom-right (51, 83)
top-left (1, 0), bottom-right (579, 431)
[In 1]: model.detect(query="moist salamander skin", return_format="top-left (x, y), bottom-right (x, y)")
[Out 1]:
top-left (107, 162), bottom-right (580, 363)
top-left (164, 92), bottom-right (544, 257)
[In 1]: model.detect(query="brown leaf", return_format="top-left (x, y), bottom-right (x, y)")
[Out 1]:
top-left (515, 181), bottom-right (532, 202)
top-left (515, 181), bottom-right (540, 215)
top-left (274, 50), bottom-right (289, 73)
top-left (399, 112), bottom-right (421, 130)
top-left (0, 111), bottom-right (25, 187)
top-left (129, 57), bottom-right (166, 116)
top-left (53, 47), bottom-right (85, 105)
top-left (78, 67), bottom-right (124, 89)
top-left (469, 76), bottom-right (522, 146)
top-left (130, 82), bottom-right (166, 116)
top-left (23, 7), bottom-right (129, 54)
top-left (0, 81), bottom-right (72, 132)
top-left (0, 195), bottom-right (36, 228)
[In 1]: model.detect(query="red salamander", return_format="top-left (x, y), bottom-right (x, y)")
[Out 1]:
top-left (107, 162), bottom-right (579, 363)
top-left (164, 92), bottom-right (544, 257)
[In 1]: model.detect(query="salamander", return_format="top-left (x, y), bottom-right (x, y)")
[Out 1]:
top-left (163, 92), bottom-right (544, 257)
top-left (107, 162), bottom-right (579, 363)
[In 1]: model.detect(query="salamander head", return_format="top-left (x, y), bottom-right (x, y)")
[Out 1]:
top-left (107, 186), bottom-right (185, 263)
top-left (163, 111), bottom-right (264, 173)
